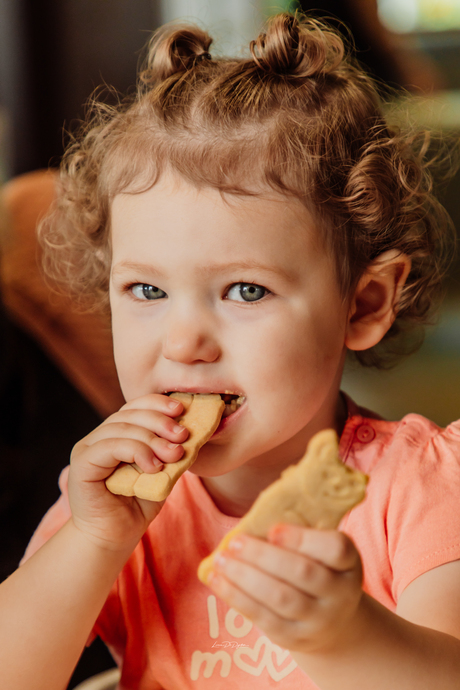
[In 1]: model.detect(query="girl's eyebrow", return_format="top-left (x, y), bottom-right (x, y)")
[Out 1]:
top-left (111, 261), bottom-right (167, 278)
top-left (112, 260), bottom-right (293, 281)
top-left (202, 261), bottom-right (293, 281)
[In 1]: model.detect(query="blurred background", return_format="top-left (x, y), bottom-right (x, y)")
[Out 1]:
top-left (0, 0), bottom-right (459, 687)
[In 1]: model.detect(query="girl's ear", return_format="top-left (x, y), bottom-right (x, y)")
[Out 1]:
top-left (345, 250), bottom-right (411, 352)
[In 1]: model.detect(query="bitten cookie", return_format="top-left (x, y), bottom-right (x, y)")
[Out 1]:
top-left (106, 392), bottom-right (225, 502)
top-left (198, 428), bottom-right (367, 583)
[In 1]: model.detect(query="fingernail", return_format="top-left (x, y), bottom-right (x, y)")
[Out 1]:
top-left (206, 571), bottom-right (221, 588)
top-left (213, 552), bottom-right (227, 570)
top-left (269, 524), bottom-right (301, 549)
top-left (167, 442), bottom-right (180, 450)
top-left (168, 399), bottom-right (181, 410)
top-left (269, 524), bottom-right (289, 544)
top-left (227, 538), bottom-right (243, 554)
top-left (173, 424), bottom-right (184, 434)
top-left (152, 456), bottom-right (163, 468)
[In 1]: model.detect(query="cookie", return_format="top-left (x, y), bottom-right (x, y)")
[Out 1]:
top-left (106, 392), bottom-right (225, 502)
top-left (197, 428), bottom-right (368, 583)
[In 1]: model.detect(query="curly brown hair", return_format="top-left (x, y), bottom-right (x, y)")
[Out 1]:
top-left (40, 12), bottom-right (456, 367)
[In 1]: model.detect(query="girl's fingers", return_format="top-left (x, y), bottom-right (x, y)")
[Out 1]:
top-left (103, 408), bottom-right (189, 444)
top-left (221, 535), bottom-right (335, 599)
top-left (207, 570), bottom-right (293, 647)
top-left (269, 525), bottom-right (361, 573)
top-left (81, 421), bottom-right (185, 465)
top-left (72, 437), bottom-right (165, 480)
top-left (212, 553), bottom-right (315, 622)
top-left (120, 393), bottom-right (184, 418)
top-left (206, 529), bottom-right (364, 653)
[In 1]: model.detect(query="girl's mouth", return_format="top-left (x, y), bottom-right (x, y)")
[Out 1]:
top-left (220, 393), bottom-right (245, 418)
top-left (165, 391), bottom-right (245, 419)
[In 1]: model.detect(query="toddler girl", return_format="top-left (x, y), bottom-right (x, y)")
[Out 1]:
top-left (2, 12), bottom-right (460, 690)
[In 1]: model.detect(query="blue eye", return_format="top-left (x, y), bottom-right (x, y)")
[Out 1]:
top-left (131, 284), bottom-right (167, 300)
top-left (226, 283), bottom-right (268, 302)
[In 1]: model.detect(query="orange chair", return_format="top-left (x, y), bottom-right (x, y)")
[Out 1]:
top-left (1, 169), bottom-right (124, 417)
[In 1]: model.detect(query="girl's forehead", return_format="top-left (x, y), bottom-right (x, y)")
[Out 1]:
top-left (111, 178), bottom-right (323, 254)
top-left (111, 179), bottom-right (330, 284)
top-left (112, 172), bottom-right (314, 225)
top-left (109, 177), bottom-right (336, 291)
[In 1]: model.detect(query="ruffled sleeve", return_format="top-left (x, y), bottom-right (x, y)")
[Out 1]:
top-left (341, 412), bottom-right (460, 608)
top-left (388, 417), bottom-right (460, 600)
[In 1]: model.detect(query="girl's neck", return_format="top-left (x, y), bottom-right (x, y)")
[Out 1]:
top-left (202, 391), bottom-right (349, 518)
top-left (201, 464), bottom-right (287, 518)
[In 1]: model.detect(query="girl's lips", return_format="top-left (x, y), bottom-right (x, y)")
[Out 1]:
top-left (212, 398), bottom-right (246, 436)
top-left (164, 390), bottom-right (245, 418)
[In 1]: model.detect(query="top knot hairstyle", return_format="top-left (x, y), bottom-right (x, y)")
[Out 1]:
top-left (41, 12), bottom-right (455, 367)
top-left (249, 13), bottom-right (343, 77)
top-left (141, 25), bottom-right (213, 82)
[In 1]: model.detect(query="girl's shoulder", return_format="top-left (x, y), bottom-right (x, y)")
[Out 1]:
top-left (340, 396), bottom-right (460, 605)
top-left (340, 392), bottom-right (460, 476)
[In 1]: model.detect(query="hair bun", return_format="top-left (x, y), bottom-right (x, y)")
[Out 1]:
top-left (141, 25), bottom-right (213, 83)
top-left (250, 13), bottom-right (344, 79)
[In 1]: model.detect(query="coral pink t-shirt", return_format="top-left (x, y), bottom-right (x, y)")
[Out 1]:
top-left (23, 398), bottom-right (460, 689)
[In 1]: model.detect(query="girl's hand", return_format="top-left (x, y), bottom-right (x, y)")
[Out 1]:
top-left (206, 524), bottom-right (363, 655)
top-left (68, 394), bottom-right (189, 552)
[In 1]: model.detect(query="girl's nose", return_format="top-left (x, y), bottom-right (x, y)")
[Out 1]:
top-left (162, 316), bottom-right (221, 364)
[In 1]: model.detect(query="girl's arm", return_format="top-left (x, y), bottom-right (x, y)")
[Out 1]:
top-left (207, 525), bottom-right (460, 689)
top-left (0, 519), bottom-right (132, 690)
top-left (0, 393), bottom-right (188, 690)
top-left (293, 566), bottom-right (460, 690)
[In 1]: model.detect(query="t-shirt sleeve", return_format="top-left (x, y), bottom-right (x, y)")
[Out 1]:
top-left (21, 466), bottom-right (72, 564)
top-left (20, 465), bottom-right (122, 650)
top-left (386, 418), bottom-right (460, 601)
